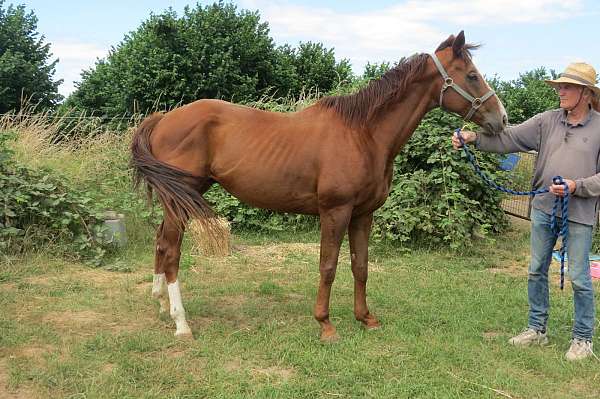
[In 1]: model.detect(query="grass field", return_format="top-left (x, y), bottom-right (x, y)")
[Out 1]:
top-left (2, 115), bottom-right (599, 398)
top-left (2, 219), bottom-right (600, 399)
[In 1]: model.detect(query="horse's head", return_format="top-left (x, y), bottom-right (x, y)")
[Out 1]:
top-left (431, 31), bottom-right (507, 134)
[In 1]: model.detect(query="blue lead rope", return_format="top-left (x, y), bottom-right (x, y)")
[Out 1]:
top-left (455, 128), bottom-right (570, 289)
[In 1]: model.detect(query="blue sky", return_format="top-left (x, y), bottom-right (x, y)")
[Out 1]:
top-left (19, 0), bottom-right (600, 97)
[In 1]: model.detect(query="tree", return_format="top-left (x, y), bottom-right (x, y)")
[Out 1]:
top-left (0, 1), bottom-right (62, 113)
top-left (285, 42), bottom-right (352, 95)
top-left (67, 3), bottom-right (279, 115)
top-left (490, 68), bottom-right (558, 124)
top-left (66, 2), bottom-right (352, 117)
top-left (362, 61), bottom-right (392, 81)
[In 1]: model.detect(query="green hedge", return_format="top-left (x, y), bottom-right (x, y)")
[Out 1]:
top-left (0, 131), bottom-right (113, 264)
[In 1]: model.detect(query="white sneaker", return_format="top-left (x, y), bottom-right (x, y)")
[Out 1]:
top-left (509, 328), bottom-right (548, 346)
top-left (565, 339), bottom-right (593, 361)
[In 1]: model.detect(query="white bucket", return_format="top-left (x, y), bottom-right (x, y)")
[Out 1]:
top-left (103, 211), bottom-right (127, 247)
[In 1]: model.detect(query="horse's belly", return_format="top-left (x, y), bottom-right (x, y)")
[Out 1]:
top-left (219, 182), bottom-right (320, 215)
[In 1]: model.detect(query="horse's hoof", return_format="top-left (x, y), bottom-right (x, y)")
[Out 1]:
top-left (364, 322), bottom-right (381, 331)
top-left (358, 314), bottom-right (381, 330)
top-left (320, 332), bottom-right (340, 343)
top-left (363, 319), bottom-right (381, 330)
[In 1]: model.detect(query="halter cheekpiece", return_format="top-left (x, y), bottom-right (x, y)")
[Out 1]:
top-left (430, 53), bottom-right (496, 121)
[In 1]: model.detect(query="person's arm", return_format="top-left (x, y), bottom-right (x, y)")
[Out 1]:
top-left (574, 175), bottom-right (600, 198)
top-left (475, 113), bottom-right (543, 154)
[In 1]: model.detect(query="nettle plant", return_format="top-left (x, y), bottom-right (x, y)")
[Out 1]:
top-left (0, 131), bottom-right (113, 264)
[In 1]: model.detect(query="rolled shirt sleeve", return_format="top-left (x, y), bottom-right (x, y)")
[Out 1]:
top-left (575, 175), bottom-right (600, 198)
top-left (476, 113), bottom-right (542, 154)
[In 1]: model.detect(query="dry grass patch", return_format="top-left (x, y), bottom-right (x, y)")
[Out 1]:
top-left (190, 242), bottom-right (319, 287)
top-left (42, 310), bottom-right (105, 331)
top-left (217, 294), bottom-right (249, 308)
top-left (224, 357), bottom-right (243, 372)
top-left (487, 261), bottom-right (528, 276)
top-left (4, 109), bottom-right (135, 183)
top-left (250, 365), bottom-right (295, 382)
top-left (15, 269), bottom-right (161, 336)
top-left (235, 242), bottom-right (319, 262)
top-left (0, 359), bottom-right (36, 399)
top-left (100, 363), bottom-right (116, 374)
top-left (17, 344), bottom-right (57, 360)
top-left (24, 268), bottom-right (117, 287)
top-left (223, 357), bottom-right (295, 383)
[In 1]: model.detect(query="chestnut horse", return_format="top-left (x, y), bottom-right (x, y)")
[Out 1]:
top-left (131, 31), bottom-right (507, 341)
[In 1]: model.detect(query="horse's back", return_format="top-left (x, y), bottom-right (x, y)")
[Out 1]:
top-left (150, 99), bottom-right (281, 168)
top-left (155, 99), bottom-right (300, 145)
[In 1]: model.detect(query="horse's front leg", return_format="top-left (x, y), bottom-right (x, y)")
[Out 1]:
top-left (315, 205), bottom-right (352, 342)
top-left (348, 213), bottom-right (380, 329)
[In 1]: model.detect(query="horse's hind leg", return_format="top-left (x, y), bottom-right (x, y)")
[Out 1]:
top-left (154, 214), bottom-right (192, 338)
top-left (152, 222), bottom-right (169, 319)
top-left (152, 179), bottom-right (214, 335)
top-left (348, 213), bottom-right (380, 329)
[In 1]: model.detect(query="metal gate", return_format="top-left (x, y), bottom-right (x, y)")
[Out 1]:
top-left (500, 151), bottom-right (537, 220)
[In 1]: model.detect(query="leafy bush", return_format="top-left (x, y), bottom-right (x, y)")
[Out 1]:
top-left (593, 230), bottom-right (600, 254)
top-left (0, 130), bottom-right (113, 264)
top-left (372, 109), bottom-right (509, 248)
top-left (204, 185), bottom-right (318, 232)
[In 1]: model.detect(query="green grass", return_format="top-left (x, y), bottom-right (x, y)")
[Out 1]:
top-left (1, 222), bottom-right (600, 398)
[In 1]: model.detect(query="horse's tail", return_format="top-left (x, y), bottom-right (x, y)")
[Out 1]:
top-left (130, 113), bottom-right (217, 230)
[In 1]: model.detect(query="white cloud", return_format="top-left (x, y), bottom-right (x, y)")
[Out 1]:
top-left (50, 41), bottom-right (109, 98)
top-left (239, 0), bottom-right (584, 74)
top-left (385, 0), bottom-right (583, 24)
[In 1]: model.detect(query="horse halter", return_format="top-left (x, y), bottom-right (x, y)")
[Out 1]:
top-left (430, 53), bottom-right (496, 121)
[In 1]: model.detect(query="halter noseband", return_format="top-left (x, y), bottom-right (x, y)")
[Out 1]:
top-left (430, 53), bottom-right (496, 121)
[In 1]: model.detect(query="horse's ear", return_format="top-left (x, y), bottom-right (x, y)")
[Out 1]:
top-left (435, 34), bottom-right (454, 53)
top-left (452, 30), bottom-right (465, 57)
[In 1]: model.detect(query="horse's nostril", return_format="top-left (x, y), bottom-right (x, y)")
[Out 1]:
top-left (502, 114), bottom-right (508, 126)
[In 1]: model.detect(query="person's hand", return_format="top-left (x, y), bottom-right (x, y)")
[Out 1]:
top-left (549, 179), bottom-right (576, 197)
top-left (452, 130), bottom-right (477, 150)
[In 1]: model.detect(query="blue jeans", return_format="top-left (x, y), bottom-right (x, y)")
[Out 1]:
top-left (528, 207), bottom-right (595, 340)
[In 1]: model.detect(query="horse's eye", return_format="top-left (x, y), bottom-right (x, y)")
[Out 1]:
top-left (467, 73), bottom-right (479, 81)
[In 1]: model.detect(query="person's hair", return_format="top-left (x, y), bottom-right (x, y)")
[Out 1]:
top-left (581, 87), bottom-right (600, 112)
top-left (591, 91), bottom-right (600, 112)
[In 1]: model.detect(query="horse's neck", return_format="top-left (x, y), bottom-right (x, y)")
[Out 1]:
top-left (370, 83), bottom-right (436, 163)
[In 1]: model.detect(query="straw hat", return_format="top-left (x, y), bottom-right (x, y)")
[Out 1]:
top-left (545, 62), bottom-right (600, 97)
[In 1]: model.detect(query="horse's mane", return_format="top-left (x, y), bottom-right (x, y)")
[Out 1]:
top-left (318, 39), bottom-right (480, 128)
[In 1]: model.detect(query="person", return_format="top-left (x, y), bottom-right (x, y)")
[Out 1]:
top-left (452, 62), bottom-right (600, 361)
